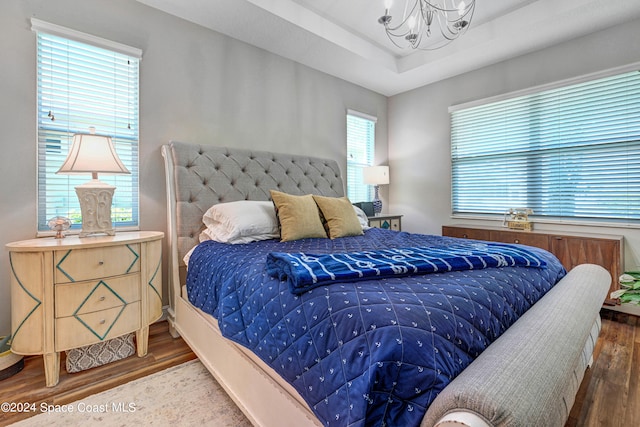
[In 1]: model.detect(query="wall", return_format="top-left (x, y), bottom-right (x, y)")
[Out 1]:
top-left (388, 17), bottom-right (640, 270)
top-left (0, 0), bottom-right (388, 336)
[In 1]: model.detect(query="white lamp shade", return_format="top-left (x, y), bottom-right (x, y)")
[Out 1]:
top-left (363, 166), bottom-right (390, 185)
top-left (57, 132), bottom-right (130, 176)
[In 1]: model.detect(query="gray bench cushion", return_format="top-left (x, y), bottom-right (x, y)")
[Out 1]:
top-left (422, 263), bottom-right (610, 427)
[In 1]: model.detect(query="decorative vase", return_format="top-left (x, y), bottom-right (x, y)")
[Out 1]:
top-left (372, 185), bottom-right (382, 215)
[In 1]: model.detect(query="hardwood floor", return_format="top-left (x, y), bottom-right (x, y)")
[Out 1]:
top-left (0, 321), bottom-right (196, 426)
top-left (0, 312), bottom-right (637, 427)
top-left (567, 309), bottom-right (640, 427)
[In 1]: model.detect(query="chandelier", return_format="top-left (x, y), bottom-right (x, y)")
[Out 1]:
top-left (378, 0), bottom-right (476, 50)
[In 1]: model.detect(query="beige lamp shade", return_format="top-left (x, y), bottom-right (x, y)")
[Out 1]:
top-left (363, 165), bottom-right (390, 185)
top-left (57, 130), bottom-right (130, 179)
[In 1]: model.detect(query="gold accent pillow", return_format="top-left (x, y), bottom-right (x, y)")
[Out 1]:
top-left (270, 190), bottom-right (327, 241)
top-left (313, 195), bottom-right (364, 239)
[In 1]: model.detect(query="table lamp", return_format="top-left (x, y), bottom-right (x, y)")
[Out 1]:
top-left (56, 127), bottom-right (130, 237)
top-left (363, 165), bottom-right (389, 215)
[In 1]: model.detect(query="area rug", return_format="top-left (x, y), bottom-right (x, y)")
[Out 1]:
top-left (9, 360), bottom-right (252, 426)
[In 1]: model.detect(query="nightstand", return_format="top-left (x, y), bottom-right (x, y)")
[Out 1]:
top-left (368, 214), bottom-right (402, 231)
top-left (7, 231), bottom-right (163, 386)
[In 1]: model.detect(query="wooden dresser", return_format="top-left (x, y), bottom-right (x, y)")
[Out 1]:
top-left (442, 225), bottom-right (623, 302)
top-left (7, 231), bottom-right (163, 386)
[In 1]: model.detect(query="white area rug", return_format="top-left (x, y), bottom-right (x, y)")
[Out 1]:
top-left (9, 360), bottom-right (252, 426)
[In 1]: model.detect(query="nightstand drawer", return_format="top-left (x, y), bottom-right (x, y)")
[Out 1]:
top-left (54, 243), bottom-right (141, 283)
top-left (368, 214), bottom-right (402, 231)
top-left (55, 274), bottom-right (141, 318)
top-left (55, 302), bottom-right (141, 351)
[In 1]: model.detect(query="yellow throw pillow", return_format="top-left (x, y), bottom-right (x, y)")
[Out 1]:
top-left (270, 190), bottom-right (327, 241)
top-left (313, 195), bottom-right (364, 239)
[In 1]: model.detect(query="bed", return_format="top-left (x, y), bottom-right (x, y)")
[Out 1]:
top-left (162, 141), bottom-right (610, 427)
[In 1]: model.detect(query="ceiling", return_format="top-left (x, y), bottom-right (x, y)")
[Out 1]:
top-left (136, 0), bottom-right (640, 96)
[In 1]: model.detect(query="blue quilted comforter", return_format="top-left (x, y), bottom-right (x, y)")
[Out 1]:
top-left (186, 228), bottom-right (566, 426)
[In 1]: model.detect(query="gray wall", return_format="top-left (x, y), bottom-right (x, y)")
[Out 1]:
top-left (3, 0), bottom-right (637, 338)
top-left (388, 17), bottom-right (640, 270)
top-left (0, 0), bottom-right (388, 336)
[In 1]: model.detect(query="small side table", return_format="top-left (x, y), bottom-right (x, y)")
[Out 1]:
top-left (368, 214), bottom-right (402, 231)
top-left (6, 231), bottom-right (163, 386)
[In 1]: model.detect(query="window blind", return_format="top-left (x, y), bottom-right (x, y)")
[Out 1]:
top-left (36, 27), bottom-right (140, 232)
top-left (451, 69), bottom-right (640, 222)
top-left (347, 111), bottom-right (376, 203)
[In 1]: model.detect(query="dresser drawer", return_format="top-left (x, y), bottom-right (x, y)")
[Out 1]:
top-left (489, 230), bottom-right (550, 250)
top-left (55, 274), bottom-right (141, 318)
top-left (55, 301), bottom-right (141, 351)
top-left (54, 243), bottom-right (141, 283)
top-left (442, 226), bottom-right (490, 240)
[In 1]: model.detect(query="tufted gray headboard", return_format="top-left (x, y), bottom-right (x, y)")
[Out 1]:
top-left (161, 141), bottom-right (345, 295)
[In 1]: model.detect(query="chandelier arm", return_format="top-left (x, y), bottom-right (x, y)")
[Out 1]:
top-left (385, 31), bottom-right (410, 49)
top-left (421, 0), bottom-right (470, 13)
top-left (461, 5), bottom-right (475, 24)
top-left (384, 25), bottom-right (413, 38)
top-left (434, 9), bottom-right (460, 38)
top-left (383, 0), bottom-right (421, 33)
top-left (379, 0), bottom-right (475, 50)
top-left (454, 6), bottom-right (475, 25)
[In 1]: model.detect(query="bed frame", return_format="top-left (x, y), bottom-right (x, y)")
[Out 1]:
top-left (162, 141), bottom-right (611, 427)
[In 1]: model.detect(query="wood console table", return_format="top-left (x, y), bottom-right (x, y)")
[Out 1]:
top-left (442, 225), bottom-right (623, 304)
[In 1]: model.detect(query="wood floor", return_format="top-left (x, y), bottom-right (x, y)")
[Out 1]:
top-left (0, 321), bottom-right (196, 426)
top-left (0, 312), bottom-right (637, 427)
top-left (567, 309), bottom-right (639, 427)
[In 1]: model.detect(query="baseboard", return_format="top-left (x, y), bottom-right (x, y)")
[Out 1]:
top-left (604, 303), bottom-right (640, 317)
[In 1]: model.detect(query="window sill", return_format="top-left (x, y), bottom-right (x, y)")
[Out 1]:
top-left (450, 213), bottom-right (640, 231)
top-left (36, 225), bottom-right (141, 239)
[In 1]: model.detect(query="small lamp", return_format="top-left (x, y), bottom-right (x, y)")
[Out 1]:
top-left (56, 127), bottom-right (130, 237)
top-left (363, 165), bottom-right (390, 215)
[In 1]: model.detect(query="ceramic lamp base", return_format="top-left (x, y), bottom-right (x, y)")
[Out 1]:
top-left (372, 185), bottom-right (383, 215)
top-left (75, 180), bottom-right (116, 237)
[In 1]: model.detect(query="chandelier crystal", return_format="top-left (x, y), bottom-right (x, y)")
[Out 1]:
top-left (378, 0), bottom-right (476, 50)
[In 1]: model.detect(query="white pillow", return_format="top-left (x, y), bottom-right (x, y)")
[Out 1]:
top-left (201, 200), bottom-right (280, 244)
top-left (353, 205), bottom-right (371, 230)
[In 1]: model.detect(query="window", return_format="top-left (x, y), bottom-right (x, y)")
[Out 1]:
top-left (450, 67), bottom-right (640, 223)
top-left (347, 110), bottom-right (376, 203)
top-left (34, 19), bottom-right (141, 232)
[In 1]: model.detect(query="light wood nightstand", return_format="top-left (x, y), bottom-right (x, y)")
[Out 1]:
top-left (368, 214), bottom-right (402, 231)
top-left (7, 231), bottom-right (163, 387)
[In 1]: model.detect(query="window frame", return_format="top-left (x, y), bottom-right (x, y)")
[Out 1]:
top-left (346, 109), bottom-right (377, 204)
top-left (33, 19), bottom-right (141, 235)
top-left (449, 62), bottom-right (640, 228)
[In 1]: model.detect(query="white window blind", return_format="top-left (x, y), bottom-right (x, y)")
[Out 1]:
top-left (451, 69), bottom-right (640, 222)
top-left (35, 24), bottom-right (140, 232)
top-left (347, 110), bottom-right (376, 203)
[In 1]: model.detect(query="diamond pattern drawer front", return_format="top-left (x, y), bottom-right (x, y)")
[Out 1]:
top-left (54, 274), bottom-right (141, 318)
top-left (54, 244), bottom-right (141, 284)
top-left (368, 215), bottom-right (402, 231)
top-left (55, 302), bottom-right (141, 352)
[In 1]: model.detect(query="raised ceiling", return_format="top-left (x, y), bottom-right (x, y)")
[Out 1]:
top-left (136, 0), bottom-right (640, 96)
